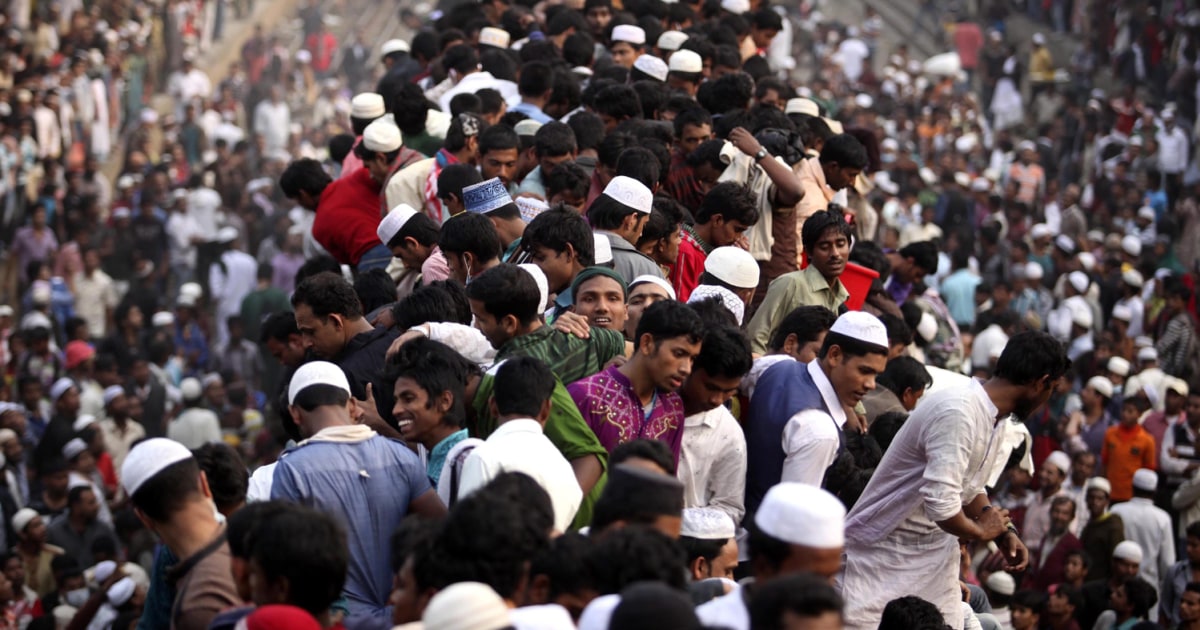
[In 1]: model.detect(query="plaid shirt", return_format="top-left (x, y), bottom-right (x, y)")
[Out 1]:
top-left (663, 149), bottom-right (706, 212)
top-left (496, 325), bottom-right (626, 385)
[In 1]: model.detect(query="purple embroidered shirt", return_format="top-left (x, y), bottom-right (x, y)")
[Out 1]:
top-left (566, 365), bottom-right (686, 467)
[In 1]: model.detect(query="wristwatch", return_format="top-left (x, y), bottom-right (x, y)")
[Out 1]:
top-left (753, 147), bottom-right (769, 162)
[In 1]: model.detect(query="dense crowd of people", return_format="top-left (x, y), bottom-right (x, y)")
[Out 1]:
top-left (1, 0), bottom-right (1200, 626)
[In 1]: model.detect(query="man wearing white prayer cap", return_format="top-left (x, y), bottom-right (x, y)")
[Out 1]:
top-left (99, 384), bottom-right (144, 474)
top-left (609, 25), bottom-right (646, 68)
top-left (272, 361), bottom-right (446, 619)
top-left (745, 311), bottom-right (889, 494)
top-left (696, 483), bottom-right (845, 629)
top-left (591, 175), bottom-right (661, 285)
top-left (1021, 450), bottom-right (1078, 549)
top-left (377, 203), bottom-right (451, 287)
top-left (624, 275), bottom-right (676, 341)
top-left (698, 246), bottom-right (760, 307)
top-left (35, 378), bottom-right (82, 471)
top-left (679, 507), bottom-right (739, 582)
top-left (1109, 468), bottom-right (1175, 620)
top-left (841, 330), bottom-right (1071, 629)
top-left (122, 438), bottom-right (240, 629)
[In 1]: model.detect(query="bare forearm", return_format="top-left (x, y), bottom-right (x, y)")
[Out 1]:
top-left (571, 454), bottom-right (603, 495)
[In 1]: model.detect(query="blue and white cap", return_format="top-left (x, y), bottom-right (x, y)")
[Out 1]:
top-left (463, 177), bottom-right (514, 215)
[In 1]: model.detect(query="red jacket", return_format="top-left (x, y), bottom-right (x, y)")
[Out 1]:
top-left (312, 168), bottom-right (384, 265)
top-left (669, 230), bottom-right (707, 302)
top-left (305, 32), bottom-right (338, 72)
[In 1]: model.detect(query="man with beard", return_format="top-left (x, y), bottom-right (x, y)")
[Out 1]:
top-left (1023, 496), bottom-right (1083, 591)
top-left (677, 325), bottom-right (752, 526)
top-left (839, 331), bottom-right (1070, 629)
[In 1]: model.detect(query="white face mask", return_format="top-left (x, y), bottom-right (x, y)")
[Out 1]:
top-left (65, 587), bottom-right (90, 607)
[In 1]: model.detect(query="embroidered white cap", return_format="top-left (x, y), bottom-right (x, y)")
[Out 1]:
top-left (362, 118), bottom-right (403, 153)
top-left (1107, 356), bottom-right (1131, 377)
top-left (519, 264), bottom-right (550, 314)
top-left (216, 226), bottom-right (240, 244)
top-left (602, 175), bottom-right (653, 214)
top-left (479, 26), bottom-right (511, 49)
top-left (49, 377), bottom-right (76, 403)
top-left (1113, 540), bottom-right (1143, 563)
top-left (705, 246), bottom-right (759, 289)
top-left (1042, 450), bottom-right (1071, 475)
top-left (611, 24), bottom-right (646, 45)
top-left (378, 204), bottom-right (419, 245)
top-left (721, 0), bottom-right (750, 13)
top-left (10, 508), bottom-right (38, 533)
top-left (516, 196), bottom-right (549, 223)
top-left (785, 97), bottom-right (819, 117)
top-left (829, 311), bottom-right (889, 349)
top-left (350, 93), bottom-right (386, 119)
top-left (680, 507), bottom-right (736, 540)
top-left (1121, 235), bottom-right (1142, 257)
top-left (1067, 271), bottom-right (1090, 293)
top-left (1132, 468), bottom-right (1158, 492)
top-left (62, 438), bottom-right (88, 461)
top-left (288, 361), bottom-right (351, 405)
top-left (657, 30), bottom-right (689, 52)
top-left (688, 285), bottom-right (745, 325)
top-left (629, 275), bottom-right (676, 301)
top-left (593, 234), bottom-right (614, 265)
top-left (1086, 476), bottom-right (1112, 496)
top-left (754, 482), bottom-right (845, 548)
top-left (121, 438), bottom-right (195, 496)
top-left (1084, 375), bottom-right (1113, 399)
top-left (463, 178), bottom-right (515, 215)
top-left (514, 119), bottom-right (543, 137)
top-left (380, 39), bottom-right (410, 57)
top-left (668, 49), bottom-right (703, 74)
top-left (633, 54), bottom-right (668, 81)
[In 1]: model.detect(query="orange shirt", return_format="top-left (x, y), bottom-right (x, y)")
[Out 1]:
top-left (1102, 424), bottom-right (1157, 501)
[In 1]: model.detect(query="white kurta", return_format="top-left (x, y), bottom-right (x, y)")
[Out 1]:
top-left (209, 250), bottom-right (258, 346)
top-left (838, 379), bottom-right (1009, 630)
top-left (678, 405), bottom-right (748, 525)
top-left (1109, 498), bottom-right (1176, 600)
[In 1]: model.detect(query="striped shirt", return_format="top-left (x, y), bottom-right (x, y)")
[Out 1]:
top-left (495, 324), bottom-right (626, 385)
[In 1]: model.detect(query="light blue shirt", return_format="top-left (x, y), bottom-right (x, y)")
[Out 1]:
top-left (428, 429), bottom-right (469, 486)
top-left (510, 101), bottom-right (554, 124)
top-left (940, 269), bottom-right (981, 327)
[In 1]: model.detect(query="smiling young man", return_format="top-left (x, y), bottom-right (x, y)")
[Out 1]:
top-left (567, 300), bottom-right (704, 468)
top-left (570, 267), bottom-right (628, 333)
top-left (745, 311), bottom-right (889, 499)
top-left (386, 337), bottom-right (473, 487)
top-left (747, 209), bottom-right (852, 354)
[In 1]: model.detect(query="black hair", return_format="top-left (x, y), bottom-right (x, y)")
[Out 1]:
top-left (597, 132), bottom-right (636, 169)
top-left (587, 193), bottom-right (642, 231)
top-left (878, 596), bottom-right (945, 630)
top-left (673, 107), bottom-right (713, 139)
top-left (631, 80), bottom-right (667, 120)
top-left (424, 478), bottom-right (551, 599)
top-left (227, 500), bottom-right (290, 559)
top-left (594, 85), bottom-right (643, 123)
top-left (1186, 581), bottom-right (1200, 596)
top-left (291, 271), bottom-right (364, 319)
top-left (615, 147), bottom-right (661, 189)
top-left (384, 338), bottom-right (475, 429)
top-left (465, 263), bottom-right (541, 326)
top-left (67, 485), bottom-right (93, 507)
top-left (686, 138), bottom-right (726, 171)
top-left (390, 514), bottom-right (443, 575)
top-left (191, 442), bottom-right (248, 514)
top-left (129, 458), bottom-right (201, 522)
top-left (587, 525), bottom-right (688, 594)
top-left (1011, 590), bottom-right (1047, 615)
top-left (437, 163), bottom-right (485, 202)
top-left (392, 280), bottom-right (473, 329)
top-left (1065, 548), bottom-right (1091, 570)
top-left (688, 296), bottom-right (739, 328)
top-left (493, 356), bottom-right (556, 418)
top-left (801, 209), bottom-right (854, 253)
top-left (442, 44), bottom-right (480, 74)
top-left (741, 55), bottom-right (772, 81)
top-left (485, 471), bottom-right (556, 537)
top-left (820, 133), bottom-right (869, 169)
top-left (563, 32), bottom-right (596, 67)
top-left (260, 311), bottom-right (299, 344)
top-left (546, 7), bottom-right (588, 35)
top-left (876, 356), bottom-right (932, 399)
top-left (749, 572), bottom-right (844, 630)
top-left (899, 241), bottom-right (939, 274)
top-left (611, 438), bottom-right (676, 475)
top-left (695, 325), bottom-right (752, 379)
top-left (291, 384), bottom-right (351, 414)
top-left (770, 305), bottom-right (837, 352)
top-left (481, 50), bottom-right (518, 82)
top-left (445, 113), bottom-right (486, 154)
top-left (634, 299), bottom-right (705, 346)
top-left (279, 158), bottom-right (332, 199)
top-left (353, 269), bottom-right (398, 315)
top-left (529, 532), bottom-right (595, 601)
top-left (478, 124), bottom-right (521, 158)
top-left (993, 331), bottom-right (1071, 386)
top-left (699, 72), bottom-right (753, 115)
top-left (695, 182), bottom-right (759, 226)
top-left (519, 60), bottom-right (555, 98)
top-left (247, 503), bottom-right (349, 616)
top-left (566, 112), bottom-right (605, 154)
top-left (638, 196), bottom-right (685, 250)
top-left (544, 162), bottom-right (590, 203)
top-left (534, 122), bottom-right (577, 158)
top-left (391, 83), bottom-right (432, 137)
top-left (679, 534), bottom-right (727, 569)
top-left (476, 89), bottom-right (504, 118)
top-left (438, 212), bottom-right (504, 262)
top-left (294, 256), bottom-right (342, 288)
top-left (387, 212), bottom-right (440, 249)
top-left (411, 31), bottom-right (440, 62)
top-left (1123, 578), bottom-right (1157, 619)
top-left (879, 313), bottom-right (914, 347)
top-left (522, 207), bottom-right (595, 268)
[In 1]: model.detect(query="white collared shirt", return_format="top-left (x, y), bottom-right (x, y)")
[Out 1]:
top-left (458, 418), bottom-right (582, 532)
top-left (779, 361), bottom-right (847, 487)
top-left (678, 405), bottom-right (748, 524)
